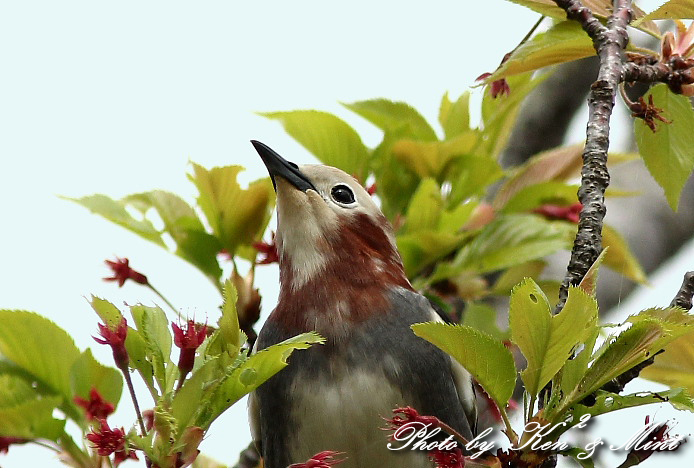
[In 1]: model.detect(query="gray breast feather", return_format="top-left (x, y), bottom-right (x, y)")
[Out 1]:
top-left (250, 286), bottom-right (476, 468)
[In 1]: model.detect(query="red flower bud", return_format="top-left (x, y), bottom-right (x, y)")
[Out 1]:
top-left (172, 320), bottom-right (207, 376)
top-left (0, 437), bottom-right (29, 454)
top-left (104, 257), bottom-right (149, 287)
top-left (288, 451), bottom-right (346, 468)
top-left (86, 419), bottom-right (126, 456)
top-left (94, 317), bottom-right (129, 369)
top-left (74, 388), bottom-right (115, 421)
top-left (429, 447), bottom-right (465, 468)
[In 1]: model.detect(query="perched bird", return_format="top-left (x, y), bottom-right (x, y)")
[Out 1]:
top-left (249, 141), bottom-right (476, 468)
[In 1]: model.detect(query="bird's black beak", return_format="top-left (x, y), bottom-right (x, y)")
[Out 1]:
top-left (251, 140), bottom-right (317, 193)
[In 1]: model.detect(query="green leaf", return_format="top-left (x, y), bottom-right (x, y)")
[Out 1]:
top-left (567, 309), bottom-right (694, 406)
top-left (462, 303), bottom-right (510, 341)
top-left (481, 72), bottom-right (548, 160)
top-left (125, 190), bottom-right (222, 281)
top-left (261, 110), bottom-right (370, 181)
top-left (130, 305), bottom-right (174, 393)
top-left (494, 144), bottom-right (584, 208)
top-left (640, 0), bottom-right (694, 20)
top-left (189, 163), bottom-right (275, 259)
top-left (65, 194), bottom-right (165, 247)
top-left (499, 182), bottom-right (579, 213)
top-left (577, 249), bottom-right (608, 297)
top-left (450, 214), bottom-right (571, 274)
top-left (0, 310), bottom-right (81, 402)
top-left (411, 322), bottom-right (516, 407)
top-left (506, 0), bottom-right (660, 36)
top-left (559, 326), bottom-right (600, 396)
top-left (602, 225), bottom-right (647, 284)
top-left (446, 155), bottom-right (503, 206)
top-left (397, 230), bottom-right (466, 277)
top-left (492, 260), bottom-right (547, 295)
top-left (90, 296), bottom-right (125, 328)
top-left (404, 178), bottom-right (442, 232)
top-left (209, 279), bottom-right (242, 358)
top-left (439, 92), bottom-right (471, 139)
top-left (371, 131), bottom-right (422, 218)
top-left (70, 349), bottom-right (123, 410)
top-left (510, 281), bottom-right (598, 397)
top-left (438, 200), bottom-right (478, 233)
top-left (560, 447), bottom-right (596, 468)
top-left (635, 84), bottom-right (694, 211)
top-left (124, 327), bottom-right (156, 396)
top-left (202, 332), bottom-right (324, 428)
top-left (483, 22), bottom-right (593, 82)
top-left (390, 135), bottom-right (479, 180)
top-left (571, 388), bottom-right (694, 420)
top-left (0, 376), bottom-right (64, 439)
top-left (344, 99), bottom-right (438, 142)
top-left (640, 330), bottom-right (694, 395)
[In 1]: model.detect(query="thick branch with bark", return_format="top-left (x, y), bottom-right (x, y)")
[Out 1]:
top-left (670, 271), bottom-right (694, 310)
top-left (553, 0), bottom-right (633, 312)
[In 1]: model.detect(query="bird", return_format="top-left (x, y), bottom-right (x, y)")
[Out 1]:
top-left (248, 140), bottom-right (476, 468)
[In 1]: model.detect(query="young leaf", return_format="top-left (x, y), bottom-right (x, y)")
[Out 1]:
top-left (635, 84), bottom-right (694, 211)
top-left (397, 230), bottom-right (467, 278)
top-left (481, 72), bottom-right (548, 159)
top-left (202, 332), bottom-right (325, 428)
top-left (130, 305), bottom-right (174, 393)
top-left (494, 144), bottom-right (583, 208)
top-left (439, 91), bottom-right (471, 139)
top-left (640, 330), bottom-right (694, 395)
top-left (261, 110), bottom-right (370, 181)
top-left (0, 376), bottom-right (64, 439)
top-left (578, 249), bottom-right (608, 296)
top-left (505, 1), bottom-right (659, 36)
top-left (189, 164), bottom-right (274, 259)
top-left (65, 194), bottom-right (166, 247)
top-left (482, 22), bottom-right (593, 82)
top-left (451, 214), bottom-right (570, 274)
top-left (602, 225), bottom-right (647, 284)
top-left (640, 0), bottom-right (694, 20)
top-left (124, 190), bottom-right (223, 281)
top-left (0, 310), bottom-right (81, 402)
top-left (213, 279), bottom-right (242, 358)
top-left (509, 281), bottom-right (598, 397)
top-left (498, 182), bottom-right (579, 213)
top-left (411, 322), bottom-right (516, 407)
top-left (90, 295), bottom-right (125, 327)
top-left (404, 178), bottom-right (442, 232)
top-left (462, 303), bottom-right (510, 341)
top-left (492, 260), bottom-right (547, 295)
top-left (445, 155), bottom-right (503, 206)
top-left (343, 99), bottom-right (438, 142)
top-left (70, 349), bottom-right (123, 409)
top-left (569, 310), bottom-right (694, 406)
top-left (571, 388), bottom-right (694, 420)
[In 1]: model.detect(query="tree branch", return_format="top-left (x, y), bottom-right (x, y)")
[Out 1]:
top-left (670, 271), bottom-right (694, 310)
top-left (554, 0), bottom-right (633, 312)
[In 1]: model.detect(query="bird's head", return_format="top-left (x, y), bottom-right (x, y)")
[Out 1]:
top-left (252, 140), bottom-right (412, 302)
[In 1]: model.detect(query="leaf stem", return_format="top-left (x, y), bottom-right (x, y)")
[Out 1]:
top-left (499, 406), bottom-right (519, 446)
top-left (147, 283), bottom-right (184, 321)
top-left (121, 364), bottom-right (148, 436)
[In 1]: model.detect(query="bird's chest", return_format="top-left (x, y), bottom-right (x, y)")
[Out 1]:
top-left (286, 354), bottom-right (431, 468)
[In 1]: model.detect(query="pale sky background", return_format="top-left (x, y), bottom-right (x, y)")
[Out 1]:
top-left (1, 1), bottom-right (692, 467)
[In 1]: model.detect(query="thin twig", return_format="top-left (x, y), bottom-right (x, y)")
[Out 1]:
top-left (553, 0), bottom-right (633, 313)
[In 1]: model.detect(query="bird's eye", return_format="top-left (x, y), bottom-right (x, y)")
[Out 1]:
top-left (330, 184), bottom-right (356, 205)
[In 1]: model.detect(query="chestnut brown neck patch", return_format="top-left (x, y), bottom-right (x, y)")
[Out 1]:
top-left (271, 213), bottom-right (412, 338)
